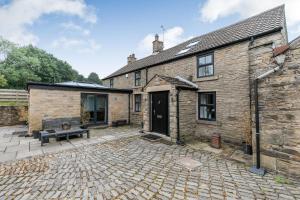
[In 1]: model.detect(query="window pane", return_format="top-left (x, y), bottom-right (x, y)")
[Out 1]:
top-left (198, 66), bottom-right (206, 77)
top-left (207, 93), bottom-right (214, 104)
top-left (200, 106), bottom-right (207, 119)
top-left (135, 94), bottom-right (141, 112)
top-left (207, 65), bottom-right (214, 75)
top-left (136, 72), bottom-right (141, 78)
top-left (200, 94), bottom-right (207, 104)
top-left (206, 55), bottom-right (212, 64)
top-left (199, 57), bottom-right (206, 65)
top-left (207, 105), bottom-right (216, 120)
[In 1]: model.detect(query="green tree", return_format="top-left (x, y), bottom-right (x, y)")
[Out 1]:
top-left (0, 74), bottom-right (7, 88)
top-left (0, 42), bottom-right (84, 89)
top-left (0, 37), bottom-right (16, 60)
top-left (87, 72), bottom-right (102, 84)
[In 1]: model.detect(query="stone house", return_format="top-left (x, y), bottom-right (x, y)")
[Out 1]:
top-left (102, 6), bottom-right (300, 175)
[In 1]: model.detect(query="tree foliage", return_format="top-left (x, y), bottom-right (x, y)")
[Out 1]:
top-left (0, 73), bottom-right (7, 88)
top-left (87, 72), bottom-right (102, 84)
top-left (0, 38), bottom-right (99, 89)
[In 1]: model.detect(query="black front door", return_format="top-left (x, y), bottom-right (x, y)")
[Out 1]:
top-left (151, 91), bottom-right (169, 135)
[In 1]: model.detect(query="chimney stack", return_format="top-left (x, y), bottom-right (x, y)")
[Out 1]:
top-left (153, 34), bottom-right (164, 53)
top-left (127, 53), bottom-right (136, 64)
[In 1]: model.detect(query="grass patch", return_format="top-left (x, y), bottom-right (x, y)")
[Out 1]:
top-left (0, 101), bottom-right (27, 106)
top-left (275, 175), bottom-right (293, 185)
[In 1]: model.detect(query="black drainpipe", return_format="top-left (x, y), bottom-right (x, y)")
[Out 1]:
top-left (249, 78), bottom-right (265, 176)
top-left (145, 67), bottom-right (148, 84)
top-left (254, 79), bottom-right (261, 168)
top-left (176, 88), bottom-right (184, 145)
top-left (128, 93), bottom-right (131, 124)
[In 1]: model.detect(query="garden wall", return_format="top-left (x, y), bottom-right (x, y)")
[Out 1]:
top-left (0, 106), bottom-right (28, 126)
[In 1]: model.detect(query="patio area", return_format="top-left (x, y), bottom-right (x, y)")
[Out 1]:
top-left (0, 125), bottom-right (140, 163)
top-left (0, 126), bottom-right (299, 199)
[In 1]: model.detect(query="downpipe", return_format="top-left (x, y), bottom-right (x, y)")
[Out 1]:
top-left (250, 65), bottom-right (282, 176)
top-left (176, 89), bottom-right (184, 145)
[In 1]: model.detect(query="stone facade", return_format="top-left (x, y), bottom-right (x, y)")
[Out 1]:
top-left (0, 106), bottom-right (28, 126)
top-left (103, 39), bottom-right (263, 145)
top-left (249, 36), bottom-right (300, 176)
top-left (28, 88), bottom-right (129, 133)
top-left (178, 89), bottom-right (196, 141)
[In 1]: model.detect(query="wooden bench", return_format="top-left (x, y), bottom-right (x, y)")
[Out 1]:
top-left (39, 117), bottom-right (89, 146)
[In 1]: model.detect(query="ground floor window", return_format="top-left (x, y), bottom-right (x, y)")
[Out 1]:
top-left (81, 93), bottom-right (107, 124)
top-left (198, 92), bottom-right (216, 121)
top-left (134, 94), bottom-right (142, 112)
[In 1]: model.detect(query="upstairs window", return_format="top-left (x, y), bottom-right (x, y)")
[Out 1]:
top-left (135, 71), bottom-right (141, 86)
top-left (109, 79), bottom-right (113, 88)
top-left (134, 94), bottom-right (142, 112)
top-left (198, 92), bottom-right (216, 121)
top-left (197, 53), bottom-right (214, 77)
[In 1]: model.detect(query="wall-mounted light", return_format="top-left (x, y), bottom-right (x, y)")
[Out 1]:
top-left (125, 74), bottom-right (128, 78)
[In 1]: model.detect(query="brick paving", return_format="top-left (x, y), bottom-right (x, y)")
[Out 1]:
top-left (0, 134), bottom-right (299, 200)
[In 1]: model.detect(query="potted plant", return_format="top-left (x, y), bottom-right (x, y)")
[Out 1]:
top-left (80, 106), bottom-right (90, 128)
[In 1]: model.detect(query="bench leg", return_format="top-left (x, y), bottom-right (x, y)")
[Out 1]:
top-left (66, 134), bottom-right (70, 142)
top-left (41, 137), bottom-right (45, 146)
top-left (87, 131), bottom-right (90, 139)
top-left (80, 134), bottom-right (83, 138)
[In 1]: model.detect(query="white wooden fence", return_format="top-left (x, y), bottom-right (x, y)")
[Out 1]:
top-left (0, 89), bottom-right (28, 103)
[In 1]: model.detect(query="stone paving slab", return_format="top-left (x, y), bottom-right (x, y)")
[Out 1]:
top-left (0, 152), bottom-right (16, 162)
top-left (0, 125), bottom-right (140, 163)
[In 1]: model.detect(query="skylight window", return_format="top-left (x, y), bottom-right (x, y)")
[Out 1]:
top-left (186, 41), bottom-right (200, 48)
top-left (176, 48), bottom-right (190, 55)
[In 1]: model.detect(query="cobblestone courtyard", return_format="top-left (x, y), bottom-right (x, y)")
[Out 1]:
top-left (0, 132), bottom-right (300, 199)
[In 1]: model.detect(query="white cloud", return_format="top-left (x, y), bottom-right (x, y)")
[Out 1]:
top-left (61, 21), bottom-right (91, 36)
top-left (138, 26), bottom-right (192, 55)
top-left (199, 0), bottom-right (300, 37)
top-left (0, 0), bottom-right (97, 45)
top-left (51, 37), bottom-right (101, 54)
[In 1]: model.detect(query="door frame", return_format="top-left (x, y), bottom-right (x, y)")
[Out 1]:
top-left (81, 93), bottom-right (108, 125)
top-left (149, 91), bottom-right (169, 136)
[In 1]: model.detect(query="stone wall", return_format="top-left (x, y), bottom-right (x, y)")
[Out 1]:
top-left (179, 89), bottom-right (196, 142)
top-left (28, 88), bottom-right (129, 133)
top-left (249, 36), bottom-right (300, 176)
top-left (29, 89), bottom-right (81, 133)
top-left (0, 106), bottom-right (28, 126)
top-left (108, 93), bottom-right (129, 125)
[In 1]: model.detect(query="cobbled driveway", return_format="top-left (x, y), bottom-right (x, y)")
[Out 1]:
top-left (0, 136), bottom-right (300, 200)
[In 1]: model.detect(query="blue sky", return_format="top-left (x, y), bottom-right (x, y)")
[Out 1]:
top-left (1, 0), bottom-right (299, 78)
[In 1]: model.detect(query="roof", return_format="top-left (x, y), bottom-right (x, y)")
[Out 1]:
top-left (104, 5), bottom-right (285, 80)
top-left (57, 81), bottom-right (107, 89)
top-left (27, 82), bottom-right (132, 93)
top-left (145, 74), bottom-right (198, 90)
top-left (289, 35), bottom-right (300, 49)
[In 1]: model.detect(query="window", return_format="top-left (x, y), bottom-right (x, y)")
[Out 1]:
top-left (135, 71), bottom-right (141, 86)
top-left (109, 79), bottom-right (113, 88)
top-left (134, 94), bottom-right (142, 112)
top-left (197, 53), bottom-right (214, 77)
top-left (198, 92), bottom-right (216, 121)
